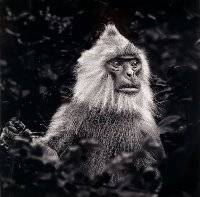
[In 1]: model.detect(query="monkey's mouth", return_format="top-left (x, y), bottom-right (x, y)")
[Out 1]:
top-left (118, 85), bottom-right (140, 94)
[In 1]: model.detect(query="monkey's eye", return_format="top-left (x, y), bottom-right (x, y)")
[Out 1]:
top-left (111, 60), bottom-right (121, 69)
top-left (130, 58), bottom-right (140, 67)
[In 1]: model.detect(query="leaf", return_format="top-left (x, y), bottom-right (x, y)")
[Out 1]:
top-left (158, 115), bottom-right (181, 127)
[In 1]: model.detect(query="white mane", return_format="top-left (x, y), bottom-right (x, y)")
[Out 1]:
top-left (73, 24), bottom-right (155, 121)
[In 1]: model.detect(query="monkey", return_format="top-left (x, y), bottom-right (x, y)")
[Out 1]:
top-left (1, 24), bottom-right (165, 184)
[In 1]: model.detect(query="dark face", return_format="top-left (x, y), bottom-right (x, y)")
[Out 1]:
top-left (106, 55), bottom-right (142, 94)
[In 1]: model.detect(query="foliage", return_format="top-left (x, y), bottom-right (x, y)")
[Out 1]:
top-left (0, 119), bottom-right (163, 197)
top-left (1, 0), bottom-right (200, 196)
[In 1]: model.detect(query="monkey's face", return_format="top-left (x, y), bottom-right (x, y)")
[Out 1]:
top-left (106, 55), bottom-right (142, 95)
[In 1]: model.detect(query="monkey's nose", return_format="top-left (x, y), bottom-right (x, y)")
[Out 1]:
top-left (126, 72), bottom-right (133, 78)
top-left (125, 68), bottom-right (134, 80)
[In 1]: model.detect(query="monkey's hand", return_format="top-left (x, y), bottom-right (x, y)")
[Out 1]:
top-left (1, 118), bottom-right (59, 163)
top-left (0, 118), bottom-right (32, 147)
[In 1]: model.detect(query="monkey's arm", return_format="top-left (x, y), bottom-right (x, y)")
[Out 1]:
top-left (1, 103), bottom-right (85, 159)
top-left (0, 119), bottom-right (59, 161)
top-left (37, 102), bottom-right (85, 158)
top-left (142, 123), bottom-right (166, 162)
top-left (133, 119), bottom-right (166, 170)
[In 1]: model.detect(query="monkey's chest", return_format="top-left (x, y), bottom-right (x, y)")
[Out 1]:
top-left (78, 114), bottom-right (140, 153)
top-left (77, 114), bottom-right (144, 177)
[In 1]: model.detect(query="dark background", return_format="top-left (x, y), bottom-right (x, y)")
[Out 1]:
top-left (0, 0), bottom-right (200, 196)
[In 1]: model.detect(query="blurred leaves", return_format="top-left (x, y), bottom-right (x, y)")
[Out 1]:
top-left (1, 0), bottom-right (200, 196)
top-left (0, 119), bottom-right (165, 196)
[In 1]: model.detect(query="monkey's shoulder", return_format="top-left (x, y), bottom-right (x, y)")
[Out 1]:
top-left (49, 102), bottom-right (85, 126)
